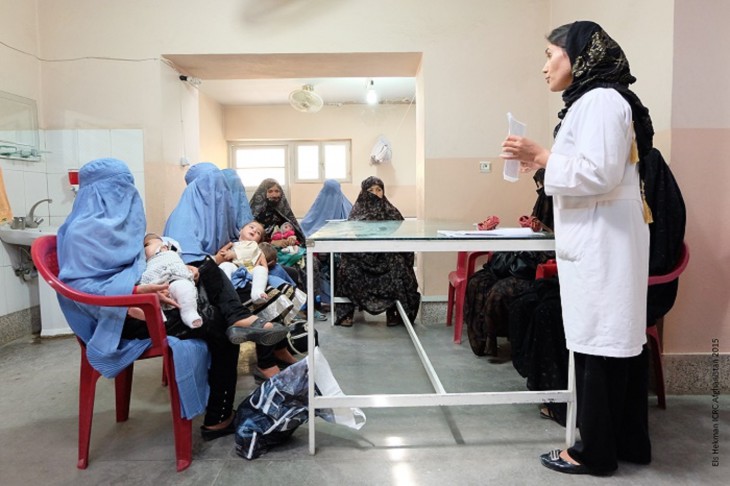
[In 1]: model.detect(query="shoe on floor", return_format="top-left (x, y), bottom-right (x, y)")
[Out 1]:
top-left (539, 449), bottom-right (612, 476)
top-left (200, 421), bottom-right (235, 441)
top-left (386, 313), bottom-right (403, 327)
top-left (226, 316), bottom-right (289, 346)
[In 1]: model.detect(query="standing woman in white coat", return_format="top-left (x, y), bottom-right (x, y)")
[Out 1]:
top-left (501, 21), bottom-right (652, 476)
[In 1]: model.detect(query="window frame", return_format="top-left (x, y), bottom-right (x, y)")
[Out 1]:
top-left (228, 142), bottom-right (289, 194)
top-left (229, 139), bottom-right (351, 193)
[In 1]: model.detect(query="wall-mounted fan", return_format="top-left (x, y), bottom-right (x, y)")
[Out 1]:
top-left (289, 84), bottom-right (324, 113)
top-left (370, 135), bottom-right (392, 165)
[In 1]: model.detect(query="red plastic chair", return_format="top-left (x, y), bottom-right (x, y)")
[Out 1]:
top-left (535, 259), bottom-right (557, 280)
top-left (647, 241), bottom-right (690, 409)
top-left (535, 242), bottom-right (690, 409)
top-left (31, 235), bottom-right (193, 472)
top-left (447, 251), bottom-right (490, 343)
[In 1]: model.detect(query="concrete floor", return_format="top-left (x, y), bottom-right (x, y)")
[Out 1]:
top-left (0, 313), bottom-right (727, 486)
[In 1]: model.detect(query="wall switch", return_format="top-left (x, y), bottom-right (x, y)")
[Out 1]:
top-left (479, 161), bottom-right (492, 173)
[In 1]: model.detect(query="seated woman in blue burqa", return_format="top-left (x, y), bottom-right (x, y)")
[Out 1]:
top-left (334, 176), bottom-right (421, 327)
top-left (57, 158), bottom-right (286, 441)
top-left (299, 178), bottom-right (353, 238)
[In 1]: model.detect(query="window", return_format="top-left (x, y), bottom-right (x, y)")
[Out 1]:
top-left (230, 140), bottom-right (351, 190)
top-left (294, 141), bottom-right (350, 182)
top-left (230, 144), bottom-right (288, 190)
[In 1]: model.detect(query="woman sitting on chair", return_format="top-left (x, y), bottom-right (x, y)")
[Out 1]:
top-left (250, 179), bottom-right (306, 249)
top-left (334, 176), bottom-right (421, 327)
top-left (250, 177), bottom-right (326, 317)
top-left (300, 178), bottom-right (353, 238)
top-left (57, 158), bottom-right (287, 442)
top-left (464, 168), bottom-right (554, 358)
top-left (221, 168), bottom-right (254, 233)
top-left (165, 164), bottom-right (300, 382)
top-left (299, 178), bottom-right (354, 308)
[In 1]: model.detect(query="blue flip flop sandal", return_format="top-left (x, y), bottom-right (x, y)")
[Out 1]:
top-left (225, 316), bottom-right (289, 346)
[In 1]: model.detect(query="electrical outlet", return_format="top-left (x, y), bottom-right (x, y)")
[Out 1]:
top-left (479, 161), bottom-right (492, 173)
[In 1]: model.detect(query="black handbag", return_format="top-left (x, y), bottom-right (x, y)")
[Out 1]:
top-left (489, 251), bottom-right (548, 280)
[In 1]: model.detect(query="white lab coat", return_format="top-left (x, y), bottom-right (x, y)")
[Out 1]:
top-left (545, 88), bottom-right (649, 358)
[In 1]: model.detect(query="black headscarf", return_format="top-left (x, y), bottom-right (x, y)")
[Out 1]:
top-left (249, 178), bottom-right (306, 243)
top-left (348, 176), bottom-right (404, 222)
top-left (555, 21), bottom-right (654, 156)
top-left (531, 168), bottom-right (553, 231)
top-left (336, 176), bottom-right (420, 323)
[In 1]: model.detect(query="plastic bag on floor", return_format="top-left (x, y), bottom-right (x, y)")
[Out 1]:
top-left (234, 347), bottom-right (365, 459)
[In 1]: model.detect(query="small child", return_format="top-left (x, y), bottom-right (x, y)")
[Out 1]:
top-left (140, 233), bottom-right (202, 329)
top-left (218, 221), bottom-right (269, 304)
top-left (259, 242), bottom-right (278, 271)
top-left (271, 221), bottom-right (300, 254)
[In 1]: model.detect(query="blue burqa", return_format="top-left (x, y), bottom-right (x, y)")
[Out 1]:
top-left (300, 179), bottom-right (353, 237)
top-left (222, 168), bottom-right (254, 231)
top-left (56, 158), bottom-right (209, 419)
top-left (164, 162), bottom-right (238, 263)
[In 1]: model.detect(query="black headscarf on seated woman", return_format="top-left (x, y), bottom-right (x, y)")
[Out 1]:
top-left (347, 176), bottom-right (402, 221)
top-left (335, 176), bottom-right (421, 325)
top-left (249, 178), bottom-right (306, 244)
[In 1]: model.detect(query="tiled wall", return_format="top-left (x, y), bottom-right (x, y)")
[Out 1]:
top-left (0, 129), bottom-right (144, 325)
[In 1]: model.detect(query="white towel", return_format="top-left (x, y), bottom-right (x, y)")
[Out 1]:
top-left (0, 168), bottom-right (12, 224)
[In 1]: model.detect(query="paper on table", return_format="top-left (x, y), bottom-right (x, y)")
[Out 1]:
top-left (504, 112), bottom-right (527, 182)
top-left (437, 227), bottom-right (544, 238)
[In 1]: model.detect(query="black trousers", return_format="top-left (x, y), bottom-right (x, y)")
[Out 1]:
top-left (124, 257), bottom-right (250, 426)
top-left (256, 340), bottom-right (289, 369)
top-left (235, 267), bottom-right (295, 370)
top-left (568, 347), bottom-right (652, 473)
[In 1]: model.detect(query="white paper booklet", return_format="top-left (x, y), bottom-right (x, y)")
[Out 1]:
top-left (504, 112), bottom-right (527, 182)
top-left (437, 227), bottom-right (545, 238)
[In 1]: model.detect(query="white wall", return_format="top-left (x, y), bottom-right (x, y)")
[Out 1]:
top-left (0, 129), bottom-right (144, 319)
top-left (31, 0), bottom-right (555, 228)
top-left (224, 103), bottom-right (417, 217)
top-left (548, 0), bottom-right (675, 150)
top-left (4, 0), bottom-right (725, 357)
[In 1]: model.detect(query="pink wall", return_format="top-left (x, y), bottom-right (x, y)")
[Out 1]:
top-left (664, 0), bottom-right (730, 354)
top-left (666, 129), bottom-right (730, 353)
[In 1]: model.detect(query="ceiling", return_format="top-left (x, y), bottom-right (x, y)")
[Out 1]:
top-left (198, 77), bottom-right (415, 106)
top-left (163, 52), bottom-right (421, 106)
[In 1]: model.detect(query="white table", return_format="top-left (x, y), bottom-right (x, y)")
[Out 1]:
top-left (304, 220), bottom-right (575, 454)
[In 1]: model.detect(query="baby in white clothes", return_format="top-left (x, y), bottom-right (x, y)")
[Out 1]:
top-left (140, 233), bottom-right (202, 329)
top-left (218, 221), bottom-right (269, 304)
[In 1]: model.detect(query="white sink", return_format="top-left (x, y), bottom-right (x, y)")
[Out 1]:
top-left (0, 224), bottom-right (70, 337)
top-left (0, 225), bottom-right (59, 246)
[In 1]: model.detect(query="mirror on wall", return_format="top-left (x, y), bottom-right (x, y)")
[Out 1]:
top-left (0, 90), bottom-right (41, 161)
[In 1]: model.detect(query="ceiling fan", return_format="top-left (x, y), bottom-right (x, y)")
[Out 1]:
top-left (288, 84), bottom-right (324, 113)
